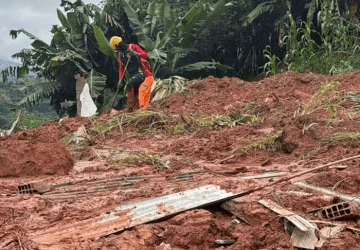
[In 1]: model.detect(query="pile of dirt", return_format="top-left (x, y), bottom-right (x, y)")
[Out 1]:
top-left (0, 123), bottom-right (73, 177)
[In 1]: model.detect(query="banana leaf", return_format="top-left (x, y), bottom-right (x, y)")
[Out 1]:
top-left (121, 0), bottom-right (154, 50)
top-left (91, 23), bottom-right (117, 61)
top-left (57, 8), bottom-right (71, 30)
top-left (17, 81), bottom-right (61, 107)
top-left (176, 61), bottom-right (232, 73)
top-left (243, 0), bottom-right (279, 27)
top-left (87, 69), bottom-right (107, 99)
top-left (67, 12), bottom-right (86, 50)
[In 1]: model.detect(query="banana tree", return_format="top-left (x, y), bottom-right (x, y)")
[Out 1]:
top-left (2, 0), bottom-right (120, 113)
top-left (98, 0), bottom-right (233, 77)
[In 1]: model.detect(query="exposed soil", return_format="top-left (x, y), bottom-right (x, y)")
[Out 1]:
top-left (1, 71), bottom-right (360, 249)
top-left (0, 123), bottom-right (73, 177)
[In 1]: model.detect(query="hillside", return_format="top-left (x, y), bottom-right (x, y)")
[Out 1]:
top-left (0, 75), bottom-right (58, 129)
top-left (1, 71), bottom-right (360, 249)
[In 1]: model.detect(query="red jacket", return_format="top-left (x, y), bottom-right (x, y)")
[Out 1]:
top-left (119, 44), bottom-right (153, 79)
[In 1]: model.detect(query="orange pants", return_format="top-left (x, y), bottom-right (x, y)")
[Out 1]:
top-left (138, 76), bottom-right (154, 110)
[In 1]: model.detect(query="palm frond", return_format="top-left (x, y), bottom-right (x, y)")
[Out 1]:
top-left (17, 81), bottom-right (61, 107)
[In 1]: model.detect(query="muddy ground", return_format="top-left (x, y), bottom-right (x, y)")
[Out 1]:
top-left (1, 71), bottom-right (360, 249)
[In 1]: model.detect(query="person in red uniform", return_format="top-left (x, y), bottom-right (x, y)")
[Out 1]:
top-left (110, 36), bottom-right (154, 110)
top-left (110, 36), bottom-right (144, 112)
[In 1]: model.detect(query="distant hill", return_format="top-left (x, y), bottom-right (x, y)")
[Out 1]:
top-left (0, 58), bottom-right (21, 72)
top-left (0, 59), bottom-right (36, 81)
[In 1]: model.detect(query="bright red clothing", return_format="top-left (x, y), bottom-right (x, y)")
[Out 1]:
top-left (129, 44), bottom-right (153, 77)
top-left (118, 44), bottom-right (153, 79)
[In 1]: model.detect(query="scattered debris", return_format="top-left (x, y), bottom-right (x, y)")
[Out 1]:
top-left (259, 199), bottom-right (315, 232)
top-left (220, 200), bottom-right (252, 225)
top-left (287, 191), bottom-right (313, 197)
top-left (73, 125), bottom-right (92, 144)
top-left (329, 164), bottom-right (348, 170)
top-left (315, 225), bottom-right (345, 248)
top-left (295, 182), bottom-right (360, 204)
top-left (319, 201), bottom-right (360, 220)
top-left (291, 226), bottom-right (318, 250)
top-left (33, 185), bottom-right (239, 244)
top-left (273, 190), bottom-right (293, 235)
top-left (215, 239), bottom-right (237, 245)
top-left (155, 242), bottom-right (172, 250)
top-left (241, 171), bottom-right (285, 180)
top-left (259, 199), bottom-right (317, 249)
top-left (18, 182), bottom-right (52, 194)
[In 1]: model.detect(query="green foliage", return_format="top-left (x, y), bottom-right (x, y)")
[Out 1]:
top-left (90, 108), bottom-right (263, 138)
top-left (17, 81), bottom-right (62, 107)
top-left (115, 151), bottom-right (170, 169)
top-left (302, 80), bottom-right (340, 115)
top-left (320, 131), bottom-right (360, 145)
top-left (262, 0), bottom-right (360, 76)
top-left (262, 45), bottom-right (283, 76)
top-left (0, 76), bottom-right (58, 129)
top-left (118, 0), bottom-right (233, 77)
top-left (8, 110), bottom-right (54, 130)
top-left (91, 23), bottom-right (117, 59)
top-left (349, 93), bottom-right (360, 113)
top-left (236, 130), bottom-right (283, 154)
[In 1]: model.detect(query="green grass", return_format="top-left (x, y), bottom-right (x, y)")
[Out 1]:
top-left (233, 130), bottom-right (283, 154)
top-left (320, 131), bottom-right (360, 145)
top-left (113, 151), bottom-right (170, 169)
top-left (90, 110), bottom-right (264, 138)
top-left (302, 81), bottom-right (341, 116)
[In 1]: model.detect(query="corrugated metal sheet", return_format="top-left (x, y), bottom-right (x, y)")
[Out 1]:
top-left (95, 185), bottom-right (235, 238)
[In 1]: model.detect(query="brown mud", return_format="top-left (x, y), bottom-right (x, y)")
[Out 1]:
top-left (1, 71), bottom-right (360, 249)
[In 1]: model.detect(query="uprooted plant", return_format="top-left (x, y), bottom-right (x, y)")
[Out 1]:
top-left (90, 110), bottom-right (264, 137)
top-left (301, 80), bottom-right (341, 116)
top-left (232, 130), bottom-right (283, 154)
top-left (320, 131), bottom-right (360, 145)
top-left (113, 151), bottom-right (170, 170)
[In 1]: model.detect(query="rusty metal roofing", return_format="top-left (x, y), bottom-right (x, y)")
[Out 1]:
top-left (95, 185), bottom-right (235, 238)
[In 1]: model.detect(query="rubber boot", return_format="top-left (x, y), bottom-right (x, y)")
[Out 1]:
top-left (122, 88), bottom-right (137, 113)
